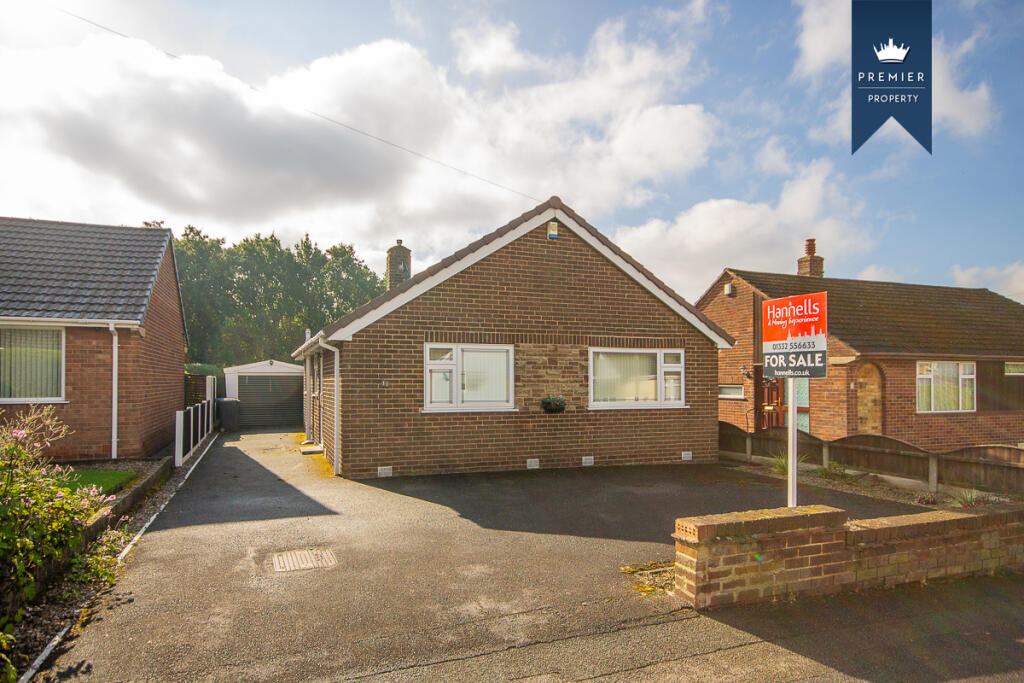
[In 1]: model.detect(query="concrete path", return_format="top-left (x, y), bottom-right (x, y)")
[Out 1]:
top-left (40, 432), bottom-right (1023, 681)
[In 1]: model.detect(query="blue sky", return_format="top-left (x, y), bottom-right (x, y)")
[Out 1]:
top-left (0, 0), bottom-right (1021, 301)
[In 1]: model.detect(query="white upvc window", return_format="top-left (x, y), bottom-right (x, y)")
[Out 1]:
top-left (718, 384), bottom-right (745, 399)
top-left (916, 361), bottom-right (975, 413)
top-left (1006, 362), bottom-right (1024, 376)
top-left (423, 343), bottom-right (515, 412)
top-left (588, 348), bottom-right (686, 410)
top-left (0, 326), bottom-right (66, 403)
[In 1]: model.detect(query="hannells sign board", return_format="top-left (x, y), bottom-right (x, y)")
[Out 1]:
top-left (761, 292), bottom-right (828, 379)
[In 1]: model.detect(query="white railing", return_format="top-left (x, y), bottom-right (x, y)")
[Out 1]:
top-left (175, 398), bottom-right (215, 467)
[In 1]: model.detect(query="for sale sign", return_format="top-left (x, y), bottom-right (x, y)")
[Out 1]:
top-left (762, 292), bottom-right (828, 379)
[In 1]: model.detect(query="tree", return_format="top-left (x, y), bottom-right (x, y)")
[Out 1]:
top-left (171, 227), bottom-right (383, 367)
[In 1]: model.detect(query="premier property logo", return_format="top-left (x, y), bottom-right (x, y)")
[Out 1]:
top-left (852, 1), bottom-right (932, 154)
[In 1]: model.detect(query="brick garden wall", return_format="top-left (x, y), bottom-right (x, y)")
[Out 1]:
top-left (673, 504), bottom-right (1024, 609)
top-left (330, 221), bottom-right (720, 479)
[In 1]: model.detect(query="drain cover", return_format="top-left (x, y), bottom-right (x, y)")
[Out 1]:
top-left (272, 548), bottom-right (337, 572)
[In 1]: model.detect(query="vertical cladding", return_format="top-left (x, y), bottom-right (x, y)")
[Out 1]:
top-left (0, 244), bottom-right (186, 460)
top-left (335, 222), bottom-right (720, 478)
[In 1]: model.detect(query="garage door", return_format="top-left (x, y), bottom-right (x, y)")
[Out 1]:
top-left (238, 374), bottom-right (303, 428)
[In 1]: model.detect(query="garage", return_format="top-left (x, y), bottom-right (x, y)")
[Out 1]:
top-left (224, 360), bottom-right (304, 428)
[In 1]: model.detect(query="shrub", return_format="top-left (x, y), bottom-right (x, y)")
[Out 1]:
top-left (914, 493), bottom-right (938, 505)
top-left (769, 450), bottom-right (808, 475)
top-left (953, 490), bottom-right (994, 508)
top-left (0, 407), bottom-right (112, 676)
top-left (817, 461), bottom-right (849, 480)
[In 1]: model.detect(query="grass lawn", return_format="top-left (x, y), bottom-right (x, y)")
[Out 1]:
top-left (62, 469), bottom-right (137, 495)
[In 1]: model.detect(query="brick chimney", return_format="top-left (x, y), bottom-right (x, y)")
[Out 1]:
top-left (386, 239), bottom-right (411, 290)
top-left (797, 239), bottom-right (824, 277)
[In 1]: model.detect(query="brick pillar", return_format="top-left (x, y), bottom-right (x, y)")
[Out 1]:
top-left (386, 240), bottom-right (411, 290)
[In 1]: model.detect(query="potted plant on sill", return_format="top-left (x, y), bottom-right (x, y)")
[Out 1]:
top-left (540, 395), bottom-right (566, 413)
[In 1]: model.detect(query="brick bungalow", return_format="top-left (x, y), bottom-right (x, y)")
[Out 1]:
top-left (292, 196), bottom-right (734, 479)
top-left (697, 240), bottom-right (1024, 451)
top-left (0, 217), bottom-right (187, 460)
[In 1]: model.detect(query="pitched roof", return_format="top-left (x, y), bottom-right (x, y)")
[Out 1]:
top-left (727, 269), bottom-right (1024, 358)
top-left (0, 216), bottom-right (172, 323)
top-left (300, 197), bottom-right (732, 354)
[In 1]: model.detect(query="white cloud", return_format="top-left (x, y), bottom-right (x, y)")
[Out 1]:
top-left (951, 263), bottom-right (1024, 303)
top-left (0, 16), bottom-right (716, 275)
top-left (755, 136), bottom-right (792, 175)
top-left (656, 0), bottom-right (713, 27)
top-left (452, 20), bottom-right (548, 77)
top-left (933, 31), bottom-right (995, 137)
top-left (857, 264), bottom-right (901, 282)
top-left (614, 159), bottom-right (870, 299)
top-left (390, 0), bottom-right (426, 37)
top-left (791, 0), bottom-right (848, 81)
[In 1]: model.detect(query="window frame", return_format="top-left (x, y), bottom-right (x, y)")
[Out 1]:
top-left (916, 360), bottom-right (976, 414)
top-left (718, 384), bottom-right (745, 400)
top-left (0, 325), bottom-right (66, 404)
top-left (1006, 362), bottom-right (1024, 376)
top-left (422, 343), bottom-right (516, 413)
top-left (588, 347), bottom-right (687, 410)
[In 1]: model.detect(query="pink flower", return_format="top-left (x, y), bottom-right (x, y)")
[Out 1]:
top-left (11, 429), bottom-right (26, 438)
top-left (103, 509), bottom-right (112, 516)
top-left (106, 495), bottom-right (116, 502)
top-left (80, 499), bottom-right (88, 507)
top-left (56, 491), bottom-right (64, 498)
top-left (45, 442), bottom-right (50, 447)
top-left (34, 442), bottom-right (41, 448)
top-left (54, 464), bottom-right (62, 472)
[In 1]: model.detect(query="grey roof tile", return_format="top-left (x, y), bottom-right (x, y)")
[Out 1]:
top-left (0, 216), bottom-right (171, 322)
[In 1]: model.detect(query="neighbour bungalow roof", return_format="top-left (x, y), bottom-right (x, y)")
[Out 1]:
top-left (297, 196), bottom-right (733, 356)
top-left (0, 216), bottom-right (175, 325)
top-left (725, 268), bottom-right (1024, 359)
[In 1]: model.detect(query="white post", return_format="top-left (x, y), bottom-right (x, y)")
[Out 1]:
top-left (205, 375), bottom-right (215, 401)
top-left (109, 324), bottom-right (118, 459)
top-left (174, 410), bottom-right (184, 467)
top-left (787, 377), bottom-right (798, 508)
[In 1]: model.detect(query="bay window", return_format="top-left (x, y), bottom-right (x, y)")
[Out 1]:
top-left (916, 361), bottom-right (975, 413)
top-left (423, 343), bottom-right (514, 411)
top-left (589, 348), bottom-right (685, 409)
top-left (0, 326), bottom-right (65, 402)
top-left (1006, 362), bottom-right (1024, 376)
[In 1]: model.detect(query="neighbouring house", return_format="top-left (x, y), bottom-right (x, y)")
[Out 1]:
top-left (292, 196), bottom-right (734, 479)
top-left (0, 217), bottom-right (187, 460)
top-left (697, 239), bottom-right (1024, 451)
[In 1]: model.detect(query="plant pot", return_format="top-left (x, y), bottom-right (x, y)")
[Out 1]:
top-left (540, 398), bottom-right (566, 413)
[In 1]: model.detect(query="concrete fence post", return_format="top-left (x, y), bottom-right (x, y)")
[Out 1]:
top-left (174, 410), bottom-right (184, 467)
top-left (745, 434), bottom-right (753, 462)
top-left (822, 443), bottom-right (831, 468)
top-left (929, 454), bottom-right (939, 493)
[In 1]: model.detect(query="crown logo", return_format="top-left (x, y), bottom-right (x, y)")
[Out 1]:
top-left (873, 37), bottom-right (910, 63)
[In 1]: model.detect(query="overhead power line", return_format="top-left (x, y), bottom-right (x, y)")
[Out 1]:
top-left (51, 6), bottom-right (543, 204)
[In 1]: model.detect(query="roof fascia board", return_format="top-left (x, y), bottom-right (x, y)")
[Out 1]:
top-left (0, 316), bottom-right (141, 328)
top-left (326, 207), bottom-right (731, 348)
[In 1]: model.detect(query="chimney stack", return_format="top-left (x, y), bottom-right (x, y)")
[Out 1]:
top-left (386, 239), bottom-right (412, 290)
top-left (797, 238), bottom-right (824, 277)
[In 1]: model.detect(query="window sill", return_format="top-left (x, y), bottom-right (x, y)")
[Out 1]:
top-left (588, 403), bottom-right (690, 411)
top-left (915, 410), bottom-right (977, 415)
top-left (421, 407), bottom-right (519, 414)
top-left (718, 396), bottom-right (747, 401)
top-left (0, 399), bottom-right (69, 405)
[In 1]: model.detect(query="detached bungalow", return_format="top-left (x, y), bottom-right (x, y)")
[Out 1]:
top-left (697, 240), bottom-right (1024, 451)
top-left (0, 217), bottom-right (186, 460)
top-left (293, 196), bottom-right (733, 479)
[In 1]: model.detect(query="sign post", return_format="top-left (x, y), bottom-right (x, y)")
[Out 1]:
top-left (761, 291), bottom-right (828, 507)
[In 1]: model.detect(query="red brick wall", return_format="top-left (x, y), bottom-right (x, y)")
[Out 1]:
top-left (697, 273), bottom-right (758, 431)
top-left (0, 245), bottom-right (185, 460)
top-left (129, 246), bottom-right (186, 456)
top-left (328, 222), bottom-right (719, 479)
top-left (873, 358), bottom-right (1024, 451)
top-left (674, 504), bottom-right (1024, 609)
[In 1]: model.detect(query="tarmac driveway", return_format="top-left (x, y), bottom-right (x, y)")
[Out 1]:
top-left (40, 431), bottom-right (1024, 681)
